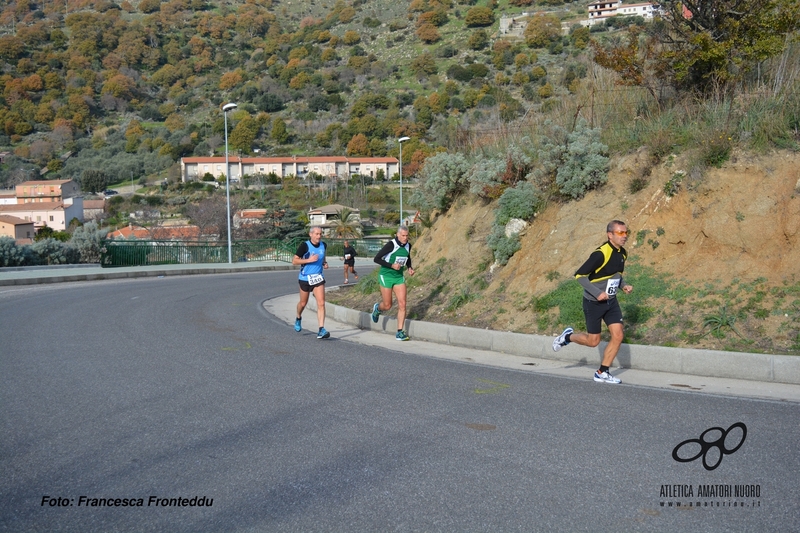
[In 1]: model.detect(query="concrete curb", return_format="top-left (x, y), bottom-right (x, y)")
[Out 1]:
top-left (321, 301), bottom-right (800, 386)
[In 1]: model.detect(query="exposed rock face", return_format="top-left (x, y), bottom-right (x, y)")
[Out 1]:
top-left (504, 218), bottom-right (528, 238)
top-left (416, 150), bottom-right (800, 298)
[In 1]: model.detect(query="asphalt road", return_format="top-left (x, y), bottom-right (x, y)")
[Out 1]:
top-left (1, 271), bottom-right (798, 532)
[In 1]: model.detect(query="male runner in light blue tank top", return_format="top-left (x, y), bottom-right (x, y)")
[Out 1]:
top-left (292, 226), bottom-right (330, 339)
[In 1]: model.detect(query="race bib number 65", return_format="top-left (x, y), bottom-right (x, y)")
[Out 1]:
top-left (606, 278), bottom-right (620, 296)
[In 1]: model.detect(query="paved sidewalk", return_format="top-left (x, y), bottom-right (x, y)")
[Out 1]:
top-left (265, 289), bottom-right (800, 403)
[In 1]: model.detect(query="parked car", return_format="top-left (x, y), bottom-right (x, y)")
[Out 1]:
top-left (103, 189), bottom-right (118, 196)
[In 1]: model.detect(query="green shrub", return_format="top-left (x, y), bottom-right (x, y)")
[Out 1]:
top-left (663, 171), bottom-right (684, 197)
top-left (534, 119), bottom-right (609, 199)
top-left (555, 120), bottom-right (610, 198)
top-left (487, 225), bottom-right (521, 266)
top-left (0, 237), bottom-right (35, 266)
top-left (702, 133), bottom-right (733, 167)
top-left (31, 238), bottom-right (80, 265)
top-left (466, 154), bottom-right (506, 199)
top-left (70, 221), bottom-right (107, 263)
top-left (496, 182), bottom-right (543, 225)
top-left (166, 196), bottom-right (188, 205)
top-left (467, 139), bottom-right (536, 199)
top-left (410, 152), bottom-right (470, 211)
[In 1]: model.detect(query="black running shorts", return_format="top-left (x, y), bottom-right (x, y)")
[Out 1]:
top-left (299, 279), bottom-right (325, 292)
top-left (582, 297), bottom-right (623, 334)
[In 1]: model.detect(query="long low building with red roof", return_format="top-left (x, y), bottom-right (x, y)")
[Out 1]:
top-left (106, 224), bottom-right (218, 241)
top-left (180, 156), bottom-right (399, 182)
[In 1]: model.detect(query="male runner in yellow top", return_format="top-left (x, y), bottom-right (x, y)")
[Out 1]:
top-left (552, 220), bottom-right (633, 383)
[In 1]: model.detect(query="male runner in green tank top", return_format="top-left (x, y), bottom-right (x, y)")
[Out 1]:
top-left (370, 226), bottom-right (415, 341)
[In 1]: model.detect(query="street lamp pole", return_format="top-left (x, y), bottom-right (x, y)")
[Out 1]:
top-left (398, 136), bottom-right (410, 225)
top-left (222, 103), bottom-right (238, 264)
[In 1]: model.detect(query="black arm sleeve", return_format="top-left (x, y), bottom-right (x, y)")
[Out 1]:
top-left (373, 241), bottom-right (395, 268)
top-left (574, 250), bottom-right (604, 278)
top-left (295, 242), bottom-right (309, 259)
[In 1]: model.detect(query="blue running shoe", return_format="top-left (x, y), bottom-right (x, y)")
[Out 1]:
top-left (294, 318), bottom-right (301, 332)
top-left (317, 327), bottom-right (330, 339)
top-left (371, 303), bottom-right (380, 323)
top-left (395, 330), bottom-right (410, 341)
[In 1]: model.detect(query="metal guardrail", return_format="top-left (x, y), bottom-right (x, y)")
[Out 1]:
top-left (100, 237), bottom-right (389, 267)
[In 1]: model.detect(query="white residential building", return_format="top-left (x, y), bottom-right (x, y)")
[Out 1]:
top-left (587, 1), bottom-right (659, 26)
top-left (0, 179), bottom-right (84, 231)
top-left (181, 156), bottom-right (399, 183)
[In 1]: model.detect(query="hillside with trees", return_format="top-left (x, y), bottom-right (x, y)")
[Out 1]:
top-left (3, 0), bottom-right (791, 194)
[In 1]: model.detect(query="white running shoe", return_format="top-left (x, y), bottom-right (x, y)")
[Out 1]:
top-left (593, 370), bottom-right (621, 384)
top-left (552, 327), bottom-right (573, 352)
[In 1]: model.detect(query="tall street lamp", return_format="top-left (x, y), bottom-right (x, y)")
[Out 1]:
top-left (398, 136), bottom-right (410, 225)
top-left (222, 102), bottom-right (237, 263)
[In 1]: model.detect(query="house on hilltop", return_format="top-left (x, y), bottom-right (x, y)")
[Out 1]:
top-left (83, 199), bottom-right (106, 221)
top-left (15, 179), bottom-right (81, 204)
top-left (307, 204), bottom-right (362, 237)
top-left (0, 201), bottom-right (83, 231)
top-left (0, 179), bottom-right (84, 231)
top-left (181, 156), bottom-right (399, 183)
top-left (0, 214), bottom-right (35, 244)
top-left (587, 1), bottom-right (659, 26)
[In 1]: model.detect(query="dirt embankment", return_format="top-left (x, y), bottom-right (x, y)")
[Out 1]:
top-left (334, 149), bottom-right (800, 354)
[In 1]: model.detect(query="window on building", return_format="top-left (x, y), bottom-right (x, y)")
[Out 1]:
top-left (49, 216), bottom-right (54, 221)
top-left (36, 216), bottom-right (41, 222)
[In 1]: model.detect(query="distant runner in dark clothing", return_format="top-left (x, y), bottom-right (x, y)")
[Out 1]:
top-left (342, 240), bottom-right (358, 284)
top-left (552, 220), bottom-right (633, 384)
